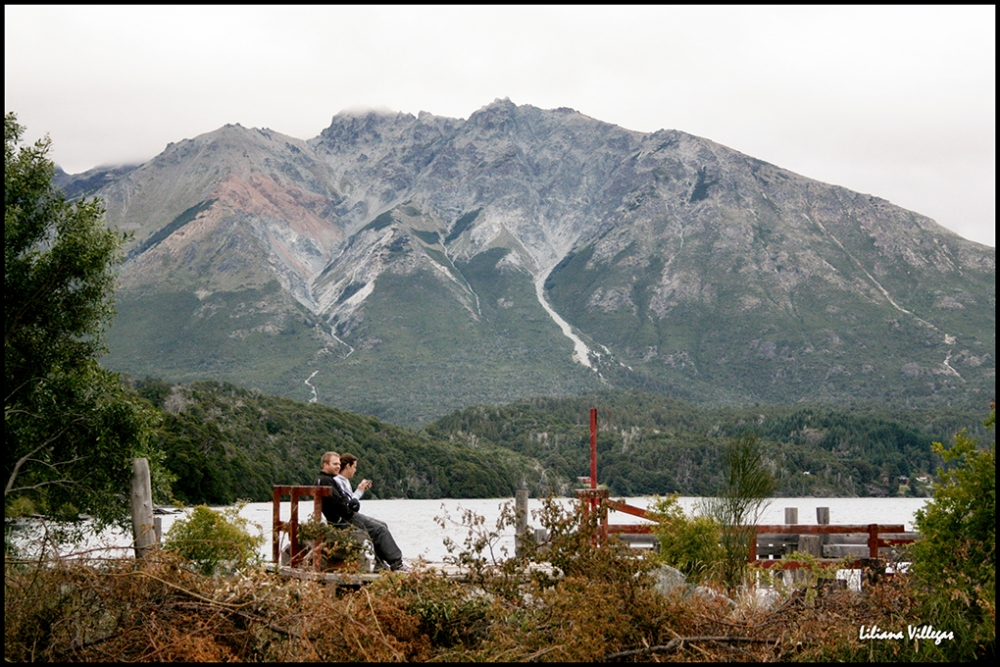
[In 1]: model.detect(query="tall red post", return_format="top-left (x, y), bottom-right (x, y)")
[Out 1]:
top-left (590, 408), bottom-right (598, 511)
top-left (590, 408), bottom-right (597, 487)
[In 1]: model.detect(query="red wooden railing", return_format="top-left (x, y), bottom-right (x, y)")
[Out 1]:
top-left (272, 485), bottom-right (332, 568)
top-left (574, 409), bottom-right (916, 570)
top-left (748, 523), bottom-right (914, 569)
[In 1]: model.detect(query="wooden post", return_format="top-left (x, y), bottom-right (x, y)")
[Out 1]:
top-left (816, 507), bottom-right (830, 525)
top-left (515, 486), bottom-right (529, 558)
top-left (588, 408), bottom-right (600, 518)
top-left (130, 458), bottom-right (156, 559)
top-left (798, 534), bottom-right (822, 558)
top-left (589, 408), bottom-right (598, 491)
top-left (273, 487), bottom-right (282, 564)
top-left (290, 490), bottom-right (302, 567)
top-left (312, 493), bottom-right (325, 571)
top-left (785, 508), bottom-right (801, 585)
top-left (816, 506), bottom-right (830, 556)
top-left (867, 523), bottom-right (879, 559)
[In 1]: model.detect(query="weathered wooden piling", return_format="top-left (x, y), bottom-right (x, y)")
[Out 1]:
top-left (130, 458), bottom-right (156, 559)
top-left (816, 507), bottom-right (830, 525)
top-left (798, 533), bottom-right (821, 557)
top-left (515, 485), bottom-right (529, 558)
top-left (816, 506), bottom-right (830, 553)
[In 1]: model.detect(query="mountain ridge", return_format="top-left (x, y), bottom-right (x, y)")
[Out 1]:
top-left (63, 99), bottom-right (992, 425)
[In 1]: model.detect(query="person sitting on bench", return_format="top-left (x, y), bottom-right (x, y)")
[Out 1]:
top-left (333, 453), bottom-right (408, 572)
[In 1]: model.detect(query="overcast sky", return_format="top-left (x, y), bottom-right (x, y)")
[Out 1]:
top-left (5, 5), bottom-right (995, 246)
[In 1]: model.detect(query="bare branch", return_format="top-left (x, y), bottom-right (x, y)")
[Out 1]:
top-left (604, 636), bottom-right (778, 660)
top-left (4, 421), bottom-right (83, 496)
top-left (7, 477), bottom-right (81, 495)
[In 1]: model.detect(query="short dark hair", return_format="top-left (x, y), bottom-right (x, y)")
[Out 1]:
top-left (340, 453), bottom-right (358, 469)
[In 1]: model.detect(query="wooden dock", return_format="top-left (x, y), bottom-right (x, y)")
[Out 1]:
top-left (268, 409), bottom-right (917, 586)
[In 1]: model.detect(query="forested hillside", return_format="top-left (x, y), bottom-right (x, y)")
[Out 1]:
top-left (136, 380), bottom-right (989, 504)
top-left (135, 379), bottom-right (542, 504)
top-left (424, 391), bottom-right (991, 497)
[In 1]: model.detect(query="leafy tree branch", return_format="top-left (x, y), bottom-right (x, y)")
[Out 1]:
top-left (5, 112), bottom-right (159, 533)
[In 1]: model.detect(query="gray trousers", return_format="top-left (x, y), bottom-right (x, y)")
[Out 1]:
top-left (351, 513), bottom-right (403, 569)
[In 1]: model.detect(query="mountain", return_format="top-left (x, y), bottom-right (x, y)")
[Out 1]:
top-left (79, 99), bottom-right (993, 425)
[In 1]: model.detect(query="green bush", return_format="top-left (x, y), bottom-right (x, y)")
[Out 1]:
top-left (297, 518), bottom-right (368, 571)
top-left (910, 407), bottom-right (995, 661)
top-left (162, 504), bottom-right (263, 575)
top-left (649, 494), bottom-right (723, 584)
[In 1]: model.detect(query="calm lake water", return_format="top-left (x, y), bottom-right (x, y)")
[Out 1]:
top-left (20, 496), bottom-right (930, 565)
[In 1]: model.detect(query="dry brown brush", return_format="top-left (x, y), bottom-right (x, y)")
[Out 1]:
top-left (4, 553), bottom-right (432, 662)
top-left (4, 501), bottom-right (964, 662)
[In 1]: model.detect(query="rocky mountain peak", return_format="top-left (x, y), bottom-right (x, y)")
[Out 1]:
top-left (467, 96), bottom-right (519, 130)
top-left (79, 100), bottom-right (993, 425)
top-left (315, 109), bottom-right (420, 149)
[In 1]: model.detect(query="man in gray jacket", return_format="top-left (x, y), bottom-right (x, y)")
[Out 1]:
top-left (336, 453), bottom-right (407, 571)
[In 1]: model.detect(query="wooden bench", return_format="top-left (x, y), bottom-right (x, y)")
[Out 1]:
top-left (272, 485), bottom-right (372, 572)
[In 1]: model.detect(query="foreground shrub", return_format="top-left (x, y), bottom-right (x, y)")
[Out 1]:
top-left (701, 433), bottom-right (776, 593)
top-left (162, 504), bottom-right (263, 574)
top-left (369, 569), bottom-right (496, 648)
top-left (9, 551), bottom-right (946, 663)
top-left (649, 493), bottom-right (724, 584)
top-left (909, 407), bottom-right (995, 661)
top-left (296, 517), bottom-right (369, 571)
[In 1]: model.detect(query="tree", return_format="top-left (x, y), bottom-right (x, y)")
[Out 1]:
top-left (910, 405), bottom-right (995, 661)
top-left (5, 112), bottom-right (157, 532)
top-left (700, 433), bottom-right (776, 592)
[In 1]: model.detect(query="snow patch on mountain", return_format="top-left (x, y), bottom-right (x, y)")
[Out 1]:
top-left (534, 273), bottom-right (594, 369)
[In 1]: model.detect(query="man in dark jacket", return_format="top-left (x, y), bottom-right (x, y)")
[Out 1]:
top-left (316, 451), bottom-right (357, 526)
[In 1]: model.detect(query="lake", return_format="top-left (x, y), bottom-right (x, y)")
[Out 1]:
top-left (19, 495), bottom-right (931, 566)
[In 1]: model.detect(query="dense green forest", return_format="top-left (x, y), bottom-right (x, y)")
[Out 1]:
top-left (134, 379), bottom-right (542, 505)
top-left (425, 391), bottom-right (990, 497)
top-left (134, 379), bottom-right (990, 505)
